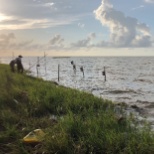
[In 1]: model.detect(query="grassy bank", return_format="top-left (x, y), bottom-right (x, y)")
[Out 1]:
top-left (0, 64), bottom-right (154, 154)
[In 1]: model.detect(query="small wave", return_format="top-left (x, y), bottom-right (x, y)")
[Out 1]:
top-left (145, 104), bottom-right (154, 108)
top-left (130, 105), bottom-right (146, 115)
top-left (91, 87), bottom-right (104, 91)
top-left (134, 78), bottom-right (152, 83)
top-left (116, 97), bottom-right (131, 100)
top-left (104, 89), bottom-right (137, 94)
top-left (136, 100), bottom-right (154, 104)
top-left (116, 102), bottom-right (146, 116)
top-left (53, 56), bottom-right (70, 59)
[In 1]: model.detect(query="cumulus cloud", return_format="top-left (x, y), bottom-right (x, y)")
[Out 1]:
top-left (49, 34), bottom-right (64, 47)
top-left (0, 33), bottom-right (15, 50)
top-left (0, 32), bottom-right (46, 52)
top-left (44, 2), bottom-right (54, 7)
top-left (94, 0), bottom-right (152, 47)
top-left (78, 23), bottom-right (85, 29)
top-left (0, 33), bottom-right (15, 42)
top-left (144, 0), bottom-right (154, 3)
top-left (71, 33), bottom-right (96, 47)
top-left (0, 32), bottom-right (67, 53)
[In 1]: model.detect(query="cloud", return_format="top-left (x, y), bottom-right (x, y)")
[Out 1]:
top-left (132, 5), bottom-right (144, 11)
top-left (0, 32), bottom-right (66, 53)
top-left (144, 0), bottom-right (154, 3)
top-left (78, 23), bottom-right (85, 29)
top-left (0, 33), bottom-right (15, 50)
top-left (94, 0), bottom-right (152, 47)
top-left (43, 2), bottom-right (54, 7)
top-left (0, 32), bottom-right (46, 52)
top-left (0, 0), bottom-right (95, 30)
top-left (0, 0), bottom-right (79, 30)
top-left (0, 13), bottom-right (78, 30)
top-left (48, 34), bottom-right (64, 47)
top-left (71, 33), bottom-right (96, 47)
top-left (0, 33), bottom-right (15, 42)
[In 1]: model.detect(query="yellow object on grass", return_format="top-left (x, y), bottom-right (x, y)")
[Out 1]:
top-left (23, 129), bottom-right (45, 143)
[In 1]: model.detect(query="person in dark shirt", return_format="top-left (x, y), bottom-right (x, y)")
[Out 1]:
top-left (9, 59), bottom-right (16, 72)
top-left (15, 55), bottom-right (24, 73)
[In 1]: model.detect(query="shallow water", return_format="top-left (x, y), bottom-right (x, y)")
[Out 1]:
top-left (1, 56), bottom-right (154, 128)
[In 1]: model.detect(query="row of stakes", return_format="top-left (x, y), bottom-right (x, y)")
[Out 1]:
top-left (35, 59), bottom-right (106, 82)
top-left (70, 61), bottom-right (106, 82)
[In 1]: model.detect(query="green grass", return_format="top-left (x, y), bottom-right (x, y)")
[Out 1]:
top-left (0, 64), bottom-right (154, 154)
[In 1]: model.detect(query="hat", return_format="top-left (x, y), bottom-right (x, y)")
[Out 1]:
top-left (18, 55), bottom-right (23, 58)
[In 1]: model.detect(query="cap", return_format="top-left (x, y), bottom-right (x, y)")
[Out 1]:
top-left (18, 55), bottom-right (23, 58)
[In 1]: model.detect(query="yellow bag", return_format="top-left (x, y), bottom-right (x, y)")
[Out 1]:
top-left (23, 129), bottom-right (45, 143)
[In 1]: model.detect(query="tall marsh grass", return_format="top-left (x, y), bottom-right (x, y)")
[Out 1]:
top-left (0, 64), bottom-right (154, 154)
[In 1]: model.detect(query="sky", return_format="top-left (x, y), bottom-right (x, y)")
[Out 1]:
top-left (0, 0), bottom-right (154, 57)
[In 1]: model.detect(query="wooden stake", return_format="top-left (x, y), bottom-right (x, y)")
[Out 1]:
top-left (44, 52), bottom-right (47, 79)
top-left (71, 61), bottom-right (76, 75)
top-left (12, 52), bottom-right (14, 60)
top-left (36, 57), bottom-right (40, 78)
top-left (102, 66), bottom-right (106, 82)
top-left (36, 65), bottom-right (39, 78)
top-left (80, 66), bottom-right (84, 78)
top-left (58, 64), bottom-right (60, 82)
top-left (29, 61), bottom-right (31, 71)
top-left (73, 64), bottom-right (76, 75)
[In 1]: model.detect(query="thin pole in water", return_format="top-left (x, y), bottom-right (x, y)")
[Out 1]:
top-left (36, 57), bottom-right (40, 78)
top-left (29, 61), bottom-right (31, 72)
top-left (58, 64), bottom-right (60, 82)
top-left (80, 66), bottom-right (84, 78)
top-left (44, 52), bottom-right (47, 79)
top-left (102, 66), bottom-right (106, 82)
top-left (12, 52), bottom-right (14, 60)
top-left (71, 61), bottom-right (76, 75)
top-left (73, 64), bottom-right (76, 75)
